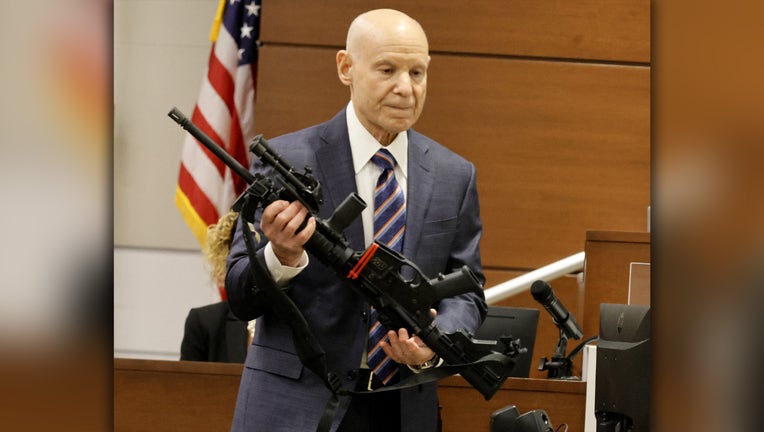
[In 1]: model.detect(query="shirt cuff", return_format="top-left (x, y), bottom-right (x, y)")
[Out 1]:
top-left (263, 242), bottom-right (309, 285)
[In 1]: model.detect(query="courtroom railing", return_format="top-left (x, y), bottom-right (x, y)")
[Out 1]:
top-left (483, 252), bottom-right (585, 304)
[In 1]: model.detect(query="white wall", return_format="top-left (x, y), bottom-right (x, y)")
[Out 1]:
top-left (114, 247), bottom-right (219, 360)
top-left (115, 0), bottom-right (218, 249)
top-left (114, 0), bottom-right (223, 359)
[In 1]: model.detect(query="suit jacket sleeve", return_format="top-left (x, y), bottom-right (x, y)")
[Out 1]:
top-left (225, 149), bottom-right (284, 322)
top-left (432, 160), bottom-right (487, 334)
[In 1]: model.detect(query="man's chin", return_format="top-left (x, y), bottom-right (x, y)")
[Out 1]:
top-left (383, 118), bottom-right (417, 134)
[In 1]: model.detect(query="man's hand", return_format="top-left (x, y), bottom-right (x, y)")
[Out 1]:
top-left (379, 309), bottom-right (438, 366)
top-left (260, 200), bottom-right (316, 266)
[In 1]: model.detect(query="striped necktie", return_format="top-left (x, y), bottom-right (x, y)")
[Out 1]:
top-left (366, 148), bottom-right (406, 385)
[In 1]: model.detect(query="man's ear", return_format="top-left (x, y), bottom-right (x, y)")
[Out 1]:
top-left (336, 50), bottom-right (352, 86)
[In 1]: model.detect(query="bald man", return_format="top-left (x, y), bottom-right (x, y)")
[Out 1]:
top-left (226, 9), bottom-right (486, 432)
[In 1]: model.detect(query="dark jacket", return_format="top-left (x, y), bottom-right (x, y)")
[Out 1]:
top-left (180, 301), bottom-right (248, 363)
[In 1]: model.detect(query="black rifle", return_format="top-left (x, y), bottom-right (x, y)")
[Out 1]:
top-left (169, 107), bottom-right (521, 399)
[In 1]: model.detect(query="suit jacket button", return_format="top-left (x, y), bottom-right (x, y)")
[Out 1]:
top-left (346, 369), bottom-right (358, 381)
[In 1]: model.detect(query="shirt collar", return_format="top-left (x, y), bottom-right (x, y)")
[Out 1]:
top-left (346, 101), bottom-right (408, 177)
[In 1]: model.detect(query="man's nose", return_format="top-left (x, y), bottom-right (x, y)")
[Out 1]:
top-left (393, 72), bottom-right (413, 95)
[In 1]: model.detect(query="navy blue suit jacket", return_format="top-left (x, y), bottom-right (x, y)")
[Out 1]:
top-left (226, 109), bottom-right (486, 432)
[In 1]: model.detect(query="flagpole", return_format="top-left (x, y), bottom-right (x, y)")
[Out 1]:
top-left (209, 0), bottom-right (227, 42)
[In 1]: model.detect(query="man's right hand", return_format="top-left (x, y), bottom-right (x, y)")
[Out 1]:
top-left (260, 200), bottom-right (316, 267)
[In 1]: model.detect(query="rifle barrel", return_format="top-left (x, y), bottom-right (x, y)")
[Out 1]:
top-left (168, 107), bottom-right (255, 184)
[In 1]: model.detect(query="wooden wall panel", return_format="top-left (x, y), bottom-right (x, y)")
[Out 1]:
top-left (253, 45), bottom-right (650, 270)
top-left (422, 56), bottom-right (650, 268)
top-left (253, 46), bottom-right (345, 135)
top-left (260, 0), bottom-right (650, 63)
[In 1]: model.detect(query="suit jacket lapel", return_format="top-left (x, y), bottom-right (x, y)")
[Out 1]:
top-left (404, 132), bottom-right (434, 260)
top-left (312, 110), bottom-right (366, 251)
top-left (311, 112), bottom-right (434, 255)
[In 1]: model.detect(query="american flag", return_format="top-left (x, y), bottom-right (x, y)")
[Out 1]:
top-left (176, 0), bottom-right (261, 275)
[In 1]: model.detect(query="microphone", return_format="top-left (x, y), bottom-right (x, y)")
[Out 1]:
top-left (531, 280), bottom-right (583, 340)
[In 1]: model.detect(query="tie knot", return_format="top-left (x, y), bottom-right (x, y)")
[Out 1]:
top-left (371, 148), bottom-right (396, 172)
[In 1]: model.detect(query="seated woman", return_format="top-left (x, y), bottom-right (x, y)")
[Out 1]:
top-left (180, 210), bottom-right (253, 363)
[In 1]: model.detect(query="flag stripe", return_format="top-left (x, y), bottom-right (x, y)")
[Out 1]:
top-left (207, 49), bottom-right (236, 110)
top-left (178, 163), bottom-right (220, 223)
top-left (196, 80), bottom-right (234, 159)
top-left (176, 0), bottom-right (262, 301)
top-left (214, 22), bottom-right (241, 78)
top-left (189, 107), bottom-right (228, 177)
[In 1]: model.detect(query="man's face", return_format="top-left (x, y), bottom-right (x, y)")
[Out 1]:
top-left (344, 35), bottom-right (430, 144)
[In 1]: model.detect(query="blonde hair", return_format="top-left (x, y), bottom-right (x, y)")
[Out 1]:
top-left (203, 210), bottom-right (240, 286)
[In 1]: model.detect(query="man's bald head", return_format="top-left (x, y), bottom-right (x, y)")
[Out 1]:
top-left (345, 9), bottom-right (429, 60)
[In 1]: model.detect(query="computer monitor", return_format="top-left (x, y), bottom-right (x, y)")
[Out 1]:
top-left (474, 306), bottom-right (540, 378)
top-left (595, 303), bottom-right (650, 432)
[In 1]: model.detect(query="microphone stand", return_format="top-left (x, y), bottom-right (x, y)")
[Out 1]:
top-left (537, 328), bottom-right (575, 379)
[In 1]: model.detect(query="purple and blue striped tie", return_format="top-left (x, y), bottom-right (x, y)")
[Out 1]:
top-left (366, 148), bottom-right (406, 385)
